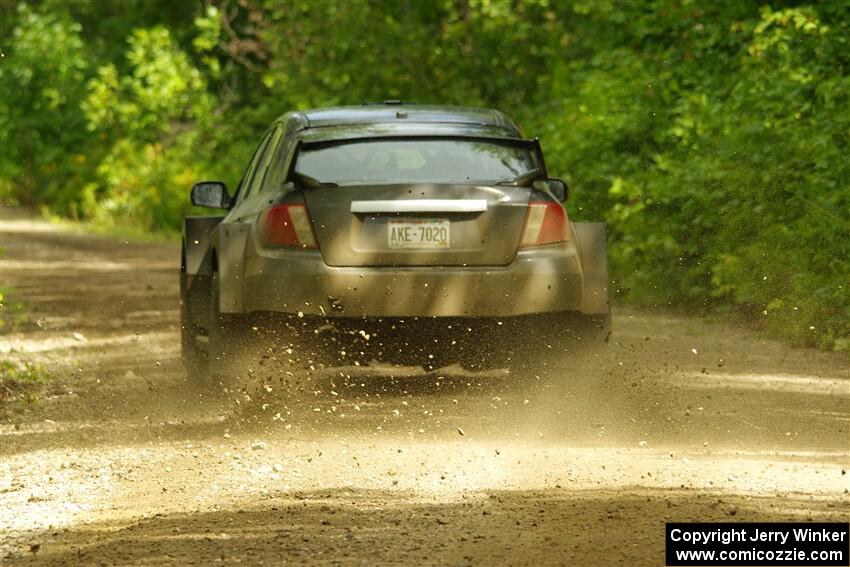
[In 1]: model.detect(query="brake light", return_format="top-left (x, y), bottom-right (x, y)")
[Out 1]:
top-left (520, 201), bottom-right (568, 247)
top-left (259, 203), bottom-right (317, 248)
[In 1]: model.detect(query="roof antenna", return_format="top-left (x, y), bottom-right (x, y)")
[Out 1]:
top-left (359, 100), bottom-right (418, 106)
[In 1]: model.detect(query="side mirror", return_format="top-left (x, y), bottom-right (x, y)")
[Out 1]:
top-left (191, 181), bottom-right (231, 209)
top-left (532, 178), bottom-right (569, 202)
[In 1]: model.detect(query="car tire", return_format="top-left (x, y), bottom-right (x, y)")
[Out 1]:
top-left (180, 270), bottom-right (209, 384)
top-left (207, 271), bottom-right (249, 381)
top-left (573, 311), bottom-right (612, 346)
top-left (505, 311), bottom-right (611, 377)
top-left (181, 302), bottom-right (208, 382)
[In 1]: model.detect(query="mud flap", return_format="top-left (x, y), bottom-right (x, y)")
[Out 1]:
top-left (183, 216), bottom-right (224, 276)
top-left (574, 222), bottom-right (610, 315)
top-left (217, 222), bottom-right (251, 313)
top-left (182, 216), bottom-right (224, 325)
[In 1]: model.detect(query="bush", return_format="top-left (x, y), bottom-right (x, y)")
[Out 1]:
top-left (2, 0), bottom-right (847, 349)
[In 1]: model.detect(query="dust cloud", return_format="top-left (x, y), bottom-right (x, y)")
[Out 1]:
top-left (2, 217), bottom-right (848, 565)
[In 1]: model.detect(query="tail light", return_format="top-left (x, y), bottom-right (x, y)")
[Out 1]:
top-left (520, 201), bottom-right (569, 247)
top-left (259, 202), bottom-right (317, 248)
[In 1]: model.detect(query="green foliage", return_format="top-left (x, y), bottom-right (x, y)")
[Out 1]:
top-left (0, 360), bottom-right (50, 384)
top-left (0, 4), bottom-right (90, 210)
top-left (2, 0), bottom-right (848, 349)
top-left (83, 26), bottom-right (212, 136)
top-left (0, 360), bottom-right (53, 404)
top-left (79, 26), bottom-right (213, 231)
top-left (0, 285), bottom-right (28, 333)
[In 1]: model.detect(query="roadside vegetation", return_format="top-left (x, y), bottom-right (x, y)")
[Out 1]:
top-left (1, 0), bottom-right (847, 350)
top-left (0, 285), bottom-right (50, 406)
top-left (0, 360), bottom-right (53, 406)
top-left (0, 285), bottom-right (26, 334)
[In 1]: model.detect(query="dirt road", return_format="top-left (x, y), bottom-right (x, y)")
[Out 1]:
top-left (1, 215), bottom-right (848, 566)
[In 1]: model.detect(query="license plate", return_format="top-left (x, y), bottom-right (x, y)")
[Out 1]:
top-left (388, 219), bottom-right (450, 249)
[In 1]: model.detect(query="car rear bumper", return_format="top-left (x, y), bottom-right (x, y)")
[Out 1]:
top-left (241, 245), bottom-right (584, 317)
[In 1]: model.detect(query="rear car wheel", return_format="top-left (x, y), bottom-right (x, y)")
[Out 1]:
top-left (504, 312), bottom-right (610, 376)
top-left (180, 302), bottom-right (207, 382)
top-left (180, 260), bottom-right (209, 383)
top-left (208, 271), bottom-right (249, 380)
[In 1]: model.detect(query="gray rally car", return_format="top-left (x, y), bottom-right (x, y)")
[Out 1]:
top-left (180, 102), bottom-right (610, 379)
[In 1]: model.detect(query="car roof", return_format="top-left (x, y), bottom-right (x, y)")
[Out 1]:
top-left (282, 104), bottom-right (522, 139)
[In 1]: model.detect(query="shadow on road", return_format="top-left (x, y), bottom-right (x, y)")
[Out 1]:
top-left (17, 487), bottom-right (849, 566)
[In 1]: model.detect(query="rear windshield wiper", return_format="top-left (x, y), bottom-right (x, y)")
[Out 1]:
top-left (494, 169), bottom-right (543, 187)
top-left (293, 172), bottom-right (339, 188)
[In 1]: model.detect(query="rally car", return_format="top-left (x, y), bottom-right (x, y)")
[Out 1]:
top-left (180, 102), bottom-right (610, 379)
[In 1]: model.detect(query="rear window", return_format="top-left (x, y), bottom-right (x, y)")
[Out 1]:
top-left (293, 138), bottom-right (539, 185)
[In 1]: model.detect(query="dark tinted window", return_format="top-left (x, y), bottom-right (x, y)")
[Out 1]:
top-left (294, 139), bottom-right (539, 185)
top-left (243, 126), bottom-right (284, 199)
top-left (234, 129), bottom-right (274, 203)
